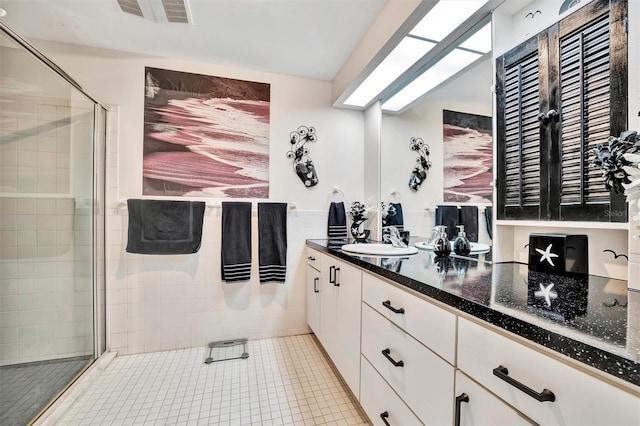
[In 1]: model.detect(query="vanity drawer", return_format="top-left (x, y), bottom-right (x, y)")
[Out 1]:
top-left (306, 247), bottom-right (322, 271)
top-left (360, 356), bottom-right (422, 426)
top-left (457, 317), bottom-right (640, 425)
top-left (361, 303), bottom-right (454, 425)
top-left (362, 272), bottom-right (456, 363)
top-left (455, 370), bottom-right (534, 426)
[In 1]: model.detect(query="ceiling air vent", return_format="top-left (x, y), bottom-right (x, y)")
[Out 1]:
top-left (116, 0), bottom-right (144, 18)
top-left (162, 0), bottom-right (190, 23)
top-left (116, 0), bottom-right (192, 24)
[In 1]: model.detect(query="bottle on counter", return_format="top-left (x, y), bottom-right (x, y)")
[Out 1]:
top-left (432, 225), bottom-right (451, 257)
top-left (453, 225), bottom-right (471, 256)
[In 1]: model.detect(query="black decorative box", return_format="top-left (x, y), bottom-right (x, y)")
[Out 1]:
top-left (527, 271), bottom-right (588, 322)
top-left (528, 233), bottom-right (588, 275)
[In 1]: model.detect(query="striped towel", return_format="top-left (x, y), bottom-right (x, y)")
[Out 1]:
top-left (221, 202), bottom-right (252, 282)
top-left (327, 201), bottom-right (348, 240)
top-left (258, 203), bottom-right (287, 283)
top-left (388, 202), bottom-right (404, 232)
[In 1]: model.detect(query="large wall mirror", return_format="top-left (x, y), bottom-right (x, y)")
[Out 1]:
top-left (380, 53), bottom-right (493, 246)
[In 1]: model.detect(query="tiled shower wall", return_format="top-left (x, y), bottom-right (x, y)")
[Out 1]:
top-left (0, 96), bottom-right (94, 365)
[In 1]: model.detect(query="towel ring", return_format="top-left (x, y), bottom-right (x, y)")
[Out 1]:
top-left (329, 187), bottom-right (347, 204)
top-left (389, 189), bottom-right (401, 203)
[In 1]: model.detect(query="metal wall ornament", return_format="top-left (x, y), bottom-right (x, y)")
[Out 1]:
top-left (408, 137), bottom-right (432, 191)
top-left (286, 125), bottom-right (319, 187)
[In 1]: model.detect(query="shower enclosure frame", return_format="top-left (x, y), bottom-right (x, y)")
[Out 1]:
top-left (0, 19), bottom-right (108, 422)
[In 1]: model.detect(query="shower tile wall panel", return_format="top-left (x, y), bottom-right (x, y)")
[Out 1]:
top-left (105, 209), bottom-right (328, 356)
top-left (0, 97), bottom-right (74, 195)
top-left (0, 198), bottom-right (93, 365)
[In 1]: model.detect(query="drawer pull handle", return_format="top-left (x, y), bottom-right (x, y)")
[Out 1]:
top-left (307, 256), bottom-right (316, 261)
top-left (380, 411), bottom-right (391, 426)
top-left (493, 365), bottom-right (555, 402)
top-left (382, 300), bottom-right (405, 314)
top-left (454, 393), bottom-right (469, 426)
top-left (382, 348), bottom-right (404, 367)
top-left (333, 267), bottom-right (340, 286)
top-left (329, 266), bottom-right (336, 284)
top-left (313, 277), bottom-right (319, 293)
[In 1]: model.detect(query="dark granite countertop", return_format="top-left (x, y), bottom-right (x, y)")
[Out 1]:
top-left (307, 238), bottom-right (640, 388)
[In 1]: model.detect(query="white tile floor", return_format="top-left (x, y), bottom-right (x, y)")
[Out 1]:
top-left (59, 334), bottom-right (370, 425)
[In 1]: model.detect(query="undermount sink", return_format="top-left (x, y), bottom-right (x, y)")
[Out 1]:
top-left (341, 243), bottom-right (418, 256)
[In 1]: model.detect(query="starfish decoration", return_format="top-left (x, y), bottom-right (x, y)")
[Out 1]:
top-left (535, 244), bottom-right (559, 266)
top-left (534, 283), bottom-right (558, 308)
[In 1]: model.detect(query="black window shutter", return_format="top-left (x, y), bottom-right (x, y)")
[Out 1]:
top-left (496, 0), bottom-right (627, 223)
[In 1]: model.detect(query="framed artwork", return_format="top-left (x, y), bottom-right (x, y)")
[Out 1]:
top-left (443, 109), bottom-right (493, 203)
top-left (143, 67), bottom-right (270, 198)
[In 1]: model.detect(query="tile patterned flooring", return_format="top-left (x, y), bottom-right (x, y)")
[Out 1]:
top-left (0, 356), bottom-right (92, 426)
top-left (59, 334), bottom-right (370, 425)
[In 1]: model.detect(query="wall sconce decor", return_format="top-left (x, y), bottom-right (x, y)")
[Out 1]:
top-left (408, 137), bottom-right (432, 191)
top-left (286, 125), bottom-right (319, 187)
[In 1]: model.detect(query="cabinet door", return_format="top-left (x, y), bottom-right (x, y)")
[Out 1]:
top-left (333, 260), bottom-right (362, 398)
top-left (320, 257), bottom-right (338, 359)
top-left (455, 371), bottom-right (533, 426)
top-left (496, 0), bottom-right (628, 222)
top-left (306, 264), bottom-right (321, 335)
top-left (319, 256), bottom-right (362, 398)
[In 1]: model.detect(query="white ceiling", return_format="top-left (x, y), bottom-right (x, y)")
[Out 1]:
top-left (0, 0), bottom-right (388, 81)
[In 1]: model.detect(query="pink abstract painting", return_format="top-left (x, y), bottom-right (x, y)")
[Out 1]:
top-left (443, 110), bottom-right (493, 204)
top-left (143, 67), bottom-right (270, 198)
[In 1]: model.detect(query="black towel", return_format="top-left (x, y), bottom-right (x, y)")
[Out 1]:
top-left (485, 206), bottom-right (493, 240)
top-left (388, 202), bottom-right (404, 232)
top-left (435, 205), bottom-right (459, 241)
top-left (327, 202), bottom-right (348, 240)
top-left (460, 206), bottom-right (479, 243)
top-left (126, 199), bottom-right (205, 255)
top-left (258, 203), bottom-right (287, 283)
top-left (221, 202), bottom-right (252, 282)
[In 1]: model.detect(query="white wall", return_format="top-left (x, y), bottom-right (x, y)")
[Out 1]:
top-left (34, 40), bottom-right (365, 355)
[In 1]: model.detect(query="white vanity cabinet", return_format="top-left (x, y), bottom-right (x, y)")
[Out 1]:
top-left (457, 317), bottom-right (640, 425)
top-left (307, 252), bottom-right (362, 398)
top-left (360, 272), bottom-right (456, 425)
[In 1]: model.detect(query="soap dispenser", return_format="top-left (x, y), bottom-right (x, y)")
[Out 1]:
top-left (432, 225), bottom-right (451, 257)
top-left (453, 225), bottom-right (471, 256)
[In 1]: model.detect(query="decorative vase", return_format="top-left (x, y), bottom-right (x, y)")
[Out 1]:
top-left (350, 216), bottom-right (370, 242)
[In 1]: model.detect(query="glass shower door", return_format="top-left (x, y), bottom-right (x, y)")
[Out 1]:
top-left (0, 25), bottom-right (105, 425)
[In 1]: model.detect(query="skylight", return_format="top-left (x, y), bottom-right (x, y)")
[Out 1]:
top-left (344, 37), bottom-right (435, 107)
top-left (409, 0), bottom-right (488, 41)
top-left (381, 48), bottom-right (482, 111)
top-left (340, 0), bottom-right (490, 110)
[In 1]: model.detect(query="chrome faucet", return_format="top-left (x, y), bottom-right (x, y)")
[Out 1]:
top-left (382, 226), bottom-right (407, 248)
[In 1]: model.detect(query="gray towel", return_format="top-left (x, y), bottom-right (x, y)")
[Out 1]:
top-left (258, 203), bottom-right (287, 283)
top-left (221, 202), bottom-right (252, 282)
top-left (126, 199), bottom-right (205, 254)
